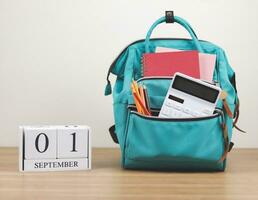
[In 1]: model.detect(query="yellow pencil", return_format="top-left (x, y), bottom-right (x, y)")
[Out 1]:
top-left (131, 84), bottom-right (142, 114)
top-left (132, 80), bottom-right (143, 113)
top-left (132, 90), bottom-right (151, 116)
top-left (139, 85), bottom-right (146, 108)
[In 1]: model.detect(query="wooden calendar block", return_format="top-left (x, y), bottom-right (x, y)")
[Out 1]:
top-left (24, 126), bottom-right (57, 160)
top-left (19, 125), bottom-right (91, 172)
top-left (57, 126), bottom-right (89, 159)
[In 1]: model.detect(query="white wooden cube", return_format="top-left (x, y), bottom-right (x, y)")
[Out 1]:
top-left (24, 126), bottom-right (57, 160)
top-left (57, 126), bottom-right (89, 158)
top-left (19, 125), bottom-right (91, 172)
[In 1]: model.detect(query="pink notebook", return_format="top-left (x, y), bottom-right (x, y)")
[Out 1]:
top-left (142, 51), bottom-right (200, 78)
top-left (155, 47), bottom-right (216, 82)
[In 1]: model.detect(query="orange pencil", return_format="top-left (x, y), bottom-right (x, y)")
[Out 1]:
top-left (139, 85), bottom-right (146, 108)
top-left (132, 80), bottom-right (141, 97)
top-left (132, 80), bottom-right (143, 113)
top-left (132, 90), bottom-right (151, 116)
top-left (131, 84), bottom-right (142, 114)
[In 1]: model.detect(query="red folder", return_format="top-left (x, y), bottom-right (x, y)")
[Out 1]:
top-left (142, 50), bottom-right (200, 78)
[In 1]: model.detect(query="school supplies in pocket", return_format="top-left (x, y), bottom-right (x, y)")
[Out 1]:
top-left (131, 80), bottom-right (151, 116)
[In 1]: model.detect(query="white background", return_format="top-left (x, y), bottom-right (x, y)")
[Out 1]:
top-left (0, 0), bottom-right (257, 147)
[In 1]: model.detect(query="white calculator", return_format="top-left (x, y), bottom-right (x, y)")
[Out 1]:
top-left (159, 73), bottom-right (221, 118)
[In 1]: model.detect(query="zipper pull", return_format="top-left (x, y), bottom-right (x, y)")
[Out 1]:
top-left (220, 91), bottom-right (233, 118)
top-left (223, 99), bottom-right (233, 118)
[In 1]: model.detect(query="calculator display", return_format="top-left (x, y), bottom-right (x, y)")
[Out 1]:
top-left (172, 76), bottom-right (219, 103)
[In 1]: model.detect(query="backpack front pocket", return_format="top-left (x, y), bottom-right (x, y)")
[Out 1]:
top-left (123, 107), bottom-right (226, 171)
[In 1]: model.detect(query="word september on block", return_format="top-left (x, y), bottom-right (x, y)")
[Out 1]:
top-left (19, 125), bottom-right (91, 172)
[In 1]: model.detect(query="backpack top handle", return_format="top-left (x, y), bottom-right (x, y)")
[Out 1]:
top-left (145, 12), bottom-right (204, 53)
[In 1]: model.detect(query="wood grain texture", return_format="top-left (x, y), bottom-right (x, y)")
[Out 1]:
top-left (0, 148), bottom-right (258, 200)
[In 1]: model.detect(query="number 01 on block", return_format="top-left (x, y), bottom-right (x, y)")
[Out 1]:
top-left (19, 125), bottom-right (91, 172)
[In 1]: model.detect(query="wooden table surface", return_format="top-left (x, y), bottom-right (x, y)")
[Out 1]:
top-left (0, 148), bottom-right (258, 200)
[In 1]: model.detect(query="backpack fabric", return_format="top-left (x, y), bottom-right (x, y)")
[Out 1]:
top-left (105, 15), bottom-right (239, 171)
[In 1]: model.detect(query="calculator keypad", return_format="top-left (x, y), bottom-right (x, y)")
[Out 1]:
top-left (160, 102), bottom-right (203, 118)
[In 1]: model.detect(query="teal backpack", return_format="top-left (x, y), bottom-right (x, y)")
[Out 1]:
top-left (105, 13), bottom-right (242, 171)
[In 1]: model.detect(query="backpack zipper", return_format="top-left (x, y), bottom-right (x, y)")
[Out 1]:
top-left (128, 105), bottom-right (221, 122)
top-left (136, 76), bottom-right (173, 82)
top-left (136, 76), bottom-right (218, 85)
